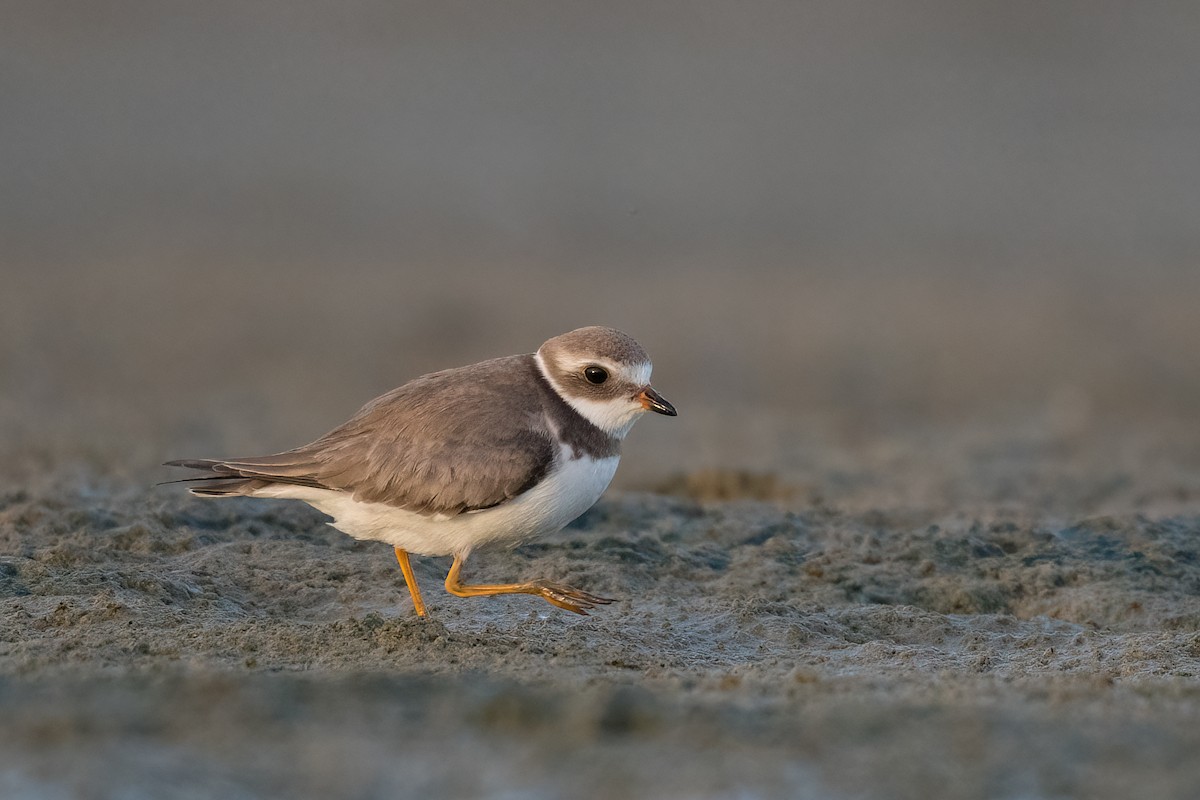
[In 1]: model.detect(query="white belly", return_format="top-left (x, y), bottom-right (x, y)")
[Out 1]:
top-left (251, 450), bottom-right (620, 557)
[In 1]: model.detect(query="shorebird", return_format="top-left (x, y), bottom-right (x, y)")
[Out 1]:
top-left (165, 326), bottom-right (675, 617)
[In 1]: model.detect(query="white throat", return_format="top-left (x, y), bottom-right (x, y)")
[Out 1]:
top-left (535, 352), bottom-right (644, 439)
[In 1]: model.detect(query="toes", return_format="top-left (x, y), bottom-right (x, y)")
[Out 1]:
top-left (536, 582), bottom-right (614, 614)
top-left (543, 594), bottom-right (592, 615)
top-left (575, 590), bottom-right (614, 605)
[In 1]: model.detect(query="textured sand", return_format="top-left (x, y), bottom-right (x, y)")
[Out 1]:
top-left (3, 460), bottom-right (1199, 798)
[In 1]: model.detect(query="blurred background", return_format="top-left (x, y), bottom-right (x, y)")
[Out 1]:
top-left (3, 1), bottom-right (1198, 499)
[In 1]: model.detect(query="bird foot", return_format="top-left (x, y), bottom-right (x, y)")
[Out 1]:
top-left (532, 581), bottom-right (615, 615)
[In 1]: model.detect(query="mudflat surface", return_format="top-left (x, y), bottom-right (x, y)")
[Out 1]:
top-left (3, 457), bottom-right (1200, 799)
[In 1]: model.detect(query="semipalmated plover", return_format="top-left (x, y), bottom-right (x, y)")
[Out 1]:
top-left (165, 326), bottom-right (675, 617)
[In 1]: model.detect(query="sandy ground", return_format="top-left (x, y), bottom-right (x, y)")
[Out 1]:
top-left (3, 426), bottom-right (1200, 799)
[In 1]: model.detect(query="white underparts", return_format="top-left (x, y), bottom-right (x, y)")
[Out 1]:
top-left (247, 447), bottom-right (620, 557)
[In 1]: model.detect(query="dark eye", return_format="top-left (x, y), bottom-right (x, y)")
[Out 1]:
top-left (584, 366), bottom-right (608, 385)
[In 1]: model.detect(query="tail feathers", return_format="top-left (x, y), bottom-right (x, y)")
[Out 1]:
top-left (162, 454), bottom-right (328, 495)
top-left (162, 459), bottom-right (224, 471)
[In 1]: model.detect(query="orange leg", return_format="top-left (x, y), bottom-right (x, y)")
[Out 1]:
top-left (394, 547), bottom-right (427, 617)
top-left (443, 554), bottom-right (613, 615)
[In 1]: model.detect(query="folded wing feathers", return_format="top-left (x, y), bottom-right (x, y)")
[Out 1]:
top-left (164, 354), bottom-right (559, 516)
top-left (163, 439), bottom-right (549, 517)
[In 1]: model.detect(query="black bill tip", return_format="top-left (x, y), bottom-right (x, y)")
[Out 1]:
top-left (638, 386), bottom-right (677, 416)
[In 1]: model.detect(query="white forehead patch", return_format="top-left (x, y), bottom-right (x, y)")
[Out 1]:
top-left (627, 361), bottom-right (653, 386)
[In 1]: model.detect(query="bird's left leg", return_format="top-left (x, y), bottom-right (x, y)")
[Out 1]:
top-left (443, 553), bottom-right (613, 615)
top-left (394, 547), bottom-right (427, 617)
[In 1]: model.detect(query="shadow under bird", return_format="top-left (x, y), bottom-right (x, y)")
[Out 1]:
top-left (164, 326), bottom-right (676, 616)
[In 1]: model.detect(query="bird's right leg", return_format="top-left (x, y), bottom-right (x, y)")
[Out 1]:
top-left (443, 553), bottom-right (613, 615)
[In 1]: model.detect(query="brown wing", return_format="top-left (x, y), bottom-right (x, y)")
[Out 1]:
top-left (167, 355), bottom-right (558, 516)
